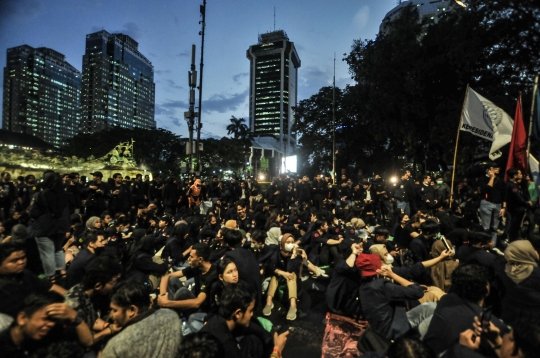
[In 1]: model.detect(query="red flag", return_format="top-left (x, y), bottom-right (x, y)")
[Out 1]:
top-left (505, 95), bottom-right (527, 181)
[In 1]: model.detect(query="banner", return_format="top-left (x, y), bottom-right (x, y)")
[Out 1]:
top-left (533, 84), bottom-right (540, 141)
top-left (460, 88), bottom-right (514, 160)
top-left (505, 96), bottom-right (527, 181)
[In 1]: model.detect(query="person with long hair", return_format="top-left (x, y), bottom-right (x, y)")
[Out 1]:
top-left (262, 233), bottom-right (304, 321)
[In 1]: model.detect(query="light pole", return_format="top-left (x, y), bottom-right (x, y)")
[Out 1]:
top-left (332, 54), bottom-right (336, 184)
top-left (195, 0), bottom-right (206, 174)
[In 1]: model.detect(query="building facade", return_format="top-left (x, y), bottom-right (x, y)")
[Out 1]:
top-left (82, 30), bottom-right (155, 133)
top-left (2, 45), bottom-right (81, 147)
top-left (247, 30), bottom-right (300, 156)
top-left (380, 0), bottom-right (452, 34)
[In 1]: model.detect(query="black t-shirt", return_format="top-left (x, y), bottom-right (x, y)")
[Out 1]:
top-left (396, 223), bottom-right (418, 249)
top-left (200, 315), bottom-right (238, 358)
top-left (182, 265), bottom-right (217, 312)
top-left (0, 270), bottom-right (52, 318)
top-left (66, 248), bottom-right (95, 289)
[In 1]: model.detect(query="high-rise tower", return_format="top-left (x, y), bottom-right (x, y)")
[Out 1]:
top-left (247, 30), bottom-right (300, 155)
top-left (2, 45), bottom-right (81, 147)
top-left (82, 30), bottom-right (155, 133)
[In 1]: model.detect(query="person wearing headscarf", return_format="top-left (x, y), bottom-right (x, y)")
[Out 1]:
top-left (430, 240), bottom-right (459, 293)
top-left (265, 227), bottom-right (281, 246)
top-left (188, 179), bottom-right (202, 213)
top-left (500, 240), bottom-right (540, 326)
top-left (28, 171), bottom-right (69, 280)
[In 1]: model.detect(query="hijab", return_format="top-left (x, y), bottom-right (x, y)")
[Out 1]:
top-left (191, 179), bottom-right (202, 196)
top-left (431, 239), bottom-right (458, 292)
top-left (369, 244), bottom-right (392, 269)
top-left (266, 227), bottom-right (281, 246)
top-left (504, 240), bottom-right (538, 285)
top-left (85, 216), bottom-right (101, 230)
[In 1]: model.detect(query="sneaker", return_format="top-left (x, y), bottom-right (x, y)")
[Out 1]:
top-left (262, 303), bottom-right (274, 316)
top-left (286, 307), bottom-right (297, 321)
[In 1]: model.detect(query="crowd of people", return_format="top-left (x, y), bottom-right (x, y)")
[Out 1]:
top-left (0, 163), bottom-right (539, 358)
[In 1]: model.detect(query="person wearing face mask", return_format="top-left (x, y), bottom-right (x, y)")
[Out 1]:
top-left (434, 175), bottom-right (450, 207)
top-left (262, 233), bottom-right (305, 321)
top-left (370, 243), bottom-right (450, 302)
top-left (65, 232), bottom-right (108, 289)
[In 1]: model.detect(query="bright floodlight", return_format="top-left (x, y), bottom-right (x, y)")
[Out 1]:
top-left (391, 177), bottom-right (397, 183)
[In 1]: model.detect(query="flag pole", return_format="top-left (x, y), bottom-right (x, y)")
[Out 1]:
top-left (450, 84), bottom-right (469, 204)
top-left (526, 76), bottom-right (539, 157)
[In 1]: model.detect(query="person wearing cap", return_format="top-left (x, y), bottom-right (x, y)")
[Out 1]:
top-left (479, 162), bottom-right (506, 245)
top-left (153, 215), bottom-right (173, 251)
top-left (356, 253), bottom-right (435, 340)
top-left (84, 172), bottom-right (109, 218)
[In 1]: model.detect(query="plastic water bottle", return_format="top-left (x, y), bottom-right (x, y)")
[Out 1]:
top-left (181, 317), bottom-right (191, 336)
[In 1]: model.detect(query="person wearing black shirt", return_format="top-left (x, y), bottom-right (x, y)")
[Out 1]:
top-left (505, 168), bottom-right (532, 242)
top-left (479, 163), bottom-right (506, 245)
top-left (158, 243), bottom-right (217, 314)
top-left (65, 232), bottom-right (106, 289)
top-left (200, 282), bottom-right (289, 358)
top-left (83, 172), bottom-right (109, 218)
top-left (0, 172), bottom-right (16, 221)
top-left (416, 175), bottom-right (436, 211)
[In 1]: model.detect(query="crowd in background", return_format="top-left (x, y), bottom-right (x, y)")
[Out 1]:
top-left (0, 162), bottom-right (539, 358)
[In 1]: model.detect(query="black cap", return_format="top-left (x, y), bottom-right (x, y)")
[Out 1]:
top-left (90, 171), bottom-right (103, 177)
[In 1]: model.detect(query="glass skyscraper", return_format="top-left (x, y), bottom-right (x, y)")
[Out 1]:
top-left (2, 45), bottom-right (81, 147)
top-left (247, 30), bottom-right (301, 154)
top-left (82, 30), bottom-right (155, 133)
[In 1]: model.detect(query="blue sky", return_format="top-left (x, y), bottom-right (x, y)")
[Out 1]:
top-left (0, 0), bottom-right (397, 139)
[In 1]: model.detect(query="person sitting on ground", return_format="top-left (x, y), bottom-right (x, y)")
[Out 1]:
top-left (356, 253), bottom-right (435, 340)
top-left (0, 291), bottom-right (95, 357)
top-left (410, 219), bottom-right (439, 264)
top-left (430, 239), bottom-right (459, 293)
top-left (0, 242), bottom-right (66, 319)
top-left (423, 264), bottom-right (508, 356)
top-left (326, 242), bottom-right (363, 317)
top-left (64, 256), bottom-right (123, 347)
top-left (161, 223), bottom-right (193, 268)
top-left (157, 243), bottom-right (217, 316)
top-left (201, 281), bottom-right (289, 358)
top-left (65, 231), bottom-right (107, 289)
top-left (250, 230), bottom-right (277, 279)
top-left (177, 332), bottom-right (225, 358)
top-left (101, 280), bottom-right (182, 358)
top-left (262, 233), bottom-right (305, 321)
top-left (499, 240), bottom-right (540, 327)
top-left (369, 243), bottom-right (451, 301)
top-left (125, 233), bottom-right (168, 287)
top-left (223, 229), bottom-right (263, 307)
top-left (448, 315), bottom-right (540, 358)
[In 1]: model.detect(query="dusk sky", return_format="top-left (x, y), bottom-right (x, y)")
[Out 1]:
top-left (0, 0), bottom-right (397, 139)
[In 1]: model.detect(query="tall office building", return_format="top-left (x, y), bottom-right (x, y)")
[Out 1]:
top-left (380, 0), bottom-right (452, 34)
top-left (247, 30), bottom-right (300, 155)
top-left (82, 30), bottom-right (155, 133)
top-left (2, 45), bottom-right (81, 147)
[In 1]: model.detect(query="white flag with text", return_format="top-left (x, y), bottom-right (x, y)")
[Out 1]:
top-left (460, 88), bottom-right (514, 160)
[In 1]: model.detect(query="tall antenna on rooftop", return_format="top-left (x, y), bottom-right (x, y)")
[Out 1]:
top-left (274, 7), bottom-right (276, 31)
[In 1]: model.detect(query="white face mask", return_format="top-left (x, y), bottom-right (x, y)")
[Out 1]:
top-left (386, 254), bottom-right (394, 264)
top-left (284, 243), bottom-right (295, 252)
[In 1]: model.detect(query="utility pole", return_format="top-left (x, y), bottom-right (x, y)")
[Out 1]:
top-left (332, 54), bottom-right (336, 184)
top-left (195, 0), bottom-right (206, 175)
top-left (185, 44), bottom-right (198, 174)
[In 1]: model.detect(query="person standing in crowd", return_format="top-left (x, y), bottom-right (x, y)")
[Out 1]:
top-left (84, 172), bottom-right (109, 218)
top-left (479, 163), bottom-right (506, 245)
top-left (505, 168), bottom-right (532, 242)
top-left (109, 173), bottom-right (134, 217)
top-left (0, 172), bottom-right (16, 221)
top-left (27, 171), bottom-right (70, 282)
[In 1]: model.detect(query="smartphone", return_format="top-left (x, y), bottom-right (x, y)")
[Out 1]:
top-left (441, 237), bottom-right (452, 251)
top-left (480, 307), bottom-right (492, 337)
top-left (277, 324), bottom-right (290, 335)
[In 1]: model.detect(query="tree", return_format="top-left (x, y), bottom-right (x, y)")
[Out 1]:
top-left (226, 116), bottom-right (249, 139)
